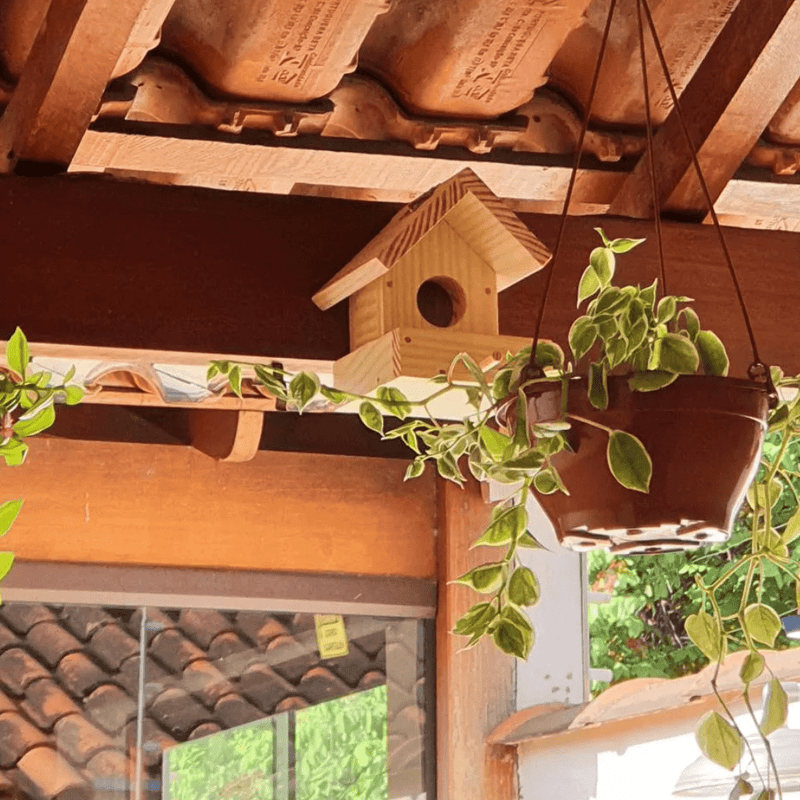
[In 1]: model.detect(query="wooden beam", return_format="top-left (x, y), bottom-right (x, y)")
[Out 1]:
top-left (5, 175), bottom-right (800, 375)
top-left (189, 409), bottom-right (265, 462)
top-left (436, 478), bottom-right (516, 800)
top-left (0, 0), bottom-right (175, 172)
top-left (4, 438), bottom-right (436, 579)
top-left (611, 0), bottom-right (800, 217)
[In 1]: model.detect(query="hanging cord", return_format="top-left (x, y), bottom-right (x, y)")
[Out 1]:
top-left (639, 0), bottom-right (775, 400)
top-left (636, 0), bottom-right (667, 297)
top-left (526, 0), bottom-right (620, 377)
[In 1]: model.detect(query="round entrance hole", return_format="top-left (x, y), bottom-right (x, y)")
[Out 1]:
top-left (416, 277), bottom-right (466, 328)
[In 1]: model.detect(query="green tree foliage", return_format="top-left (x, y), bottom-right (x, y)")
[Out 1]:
top-left (588, 433), bottom-right (800, 697)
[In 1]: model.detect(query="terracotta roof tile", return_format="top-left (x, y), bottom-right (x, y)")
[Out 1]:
top-left (88, 624), bottom-right (139, 671)
top-left (238, 663), bottom-right (295, 713)
top-left (177, 609), bottom-right (232, 649)
top-left (0, 771), bottom-right (15, 798)
top-left (298, 667), bottom-right (350, 704)
top-left (187, 721), bottom-right (221, 740)
top-left (15, 746), bottom-right (91, 800)
top-left (25, 622), bottom-right (83, 669)
top-left (275, 695), bottom-right (309, 713)
top-left (21, 680), bottom-right (81, 732)
top-left (125, 718), bottom-right (175, 769)
top-left (149, 688), bottom-right (213, 739)
top-left (129, 608), bottom-right (177, 642)
top-left (84, 749), bottom-right (131, 794)
top-left (149, 629), bottom-right (204, 673)
top-left (53, 713), bottom-right (117, 766)
top-left (350, 629), bottom-right (385, 659)
top-left (289, 613), bottom-right (315, 636)
top-left (84, 685), bottom-right (137, 735)
top-left (322, 644), bottom-right (374, 687)
top-left (253, 618), bottom-right (290, 648)
top-left (266, 635), bottom-right (317, 684)
top-left (59, 607), bottom-right (113, 642)
top-left (0, 713), bottom-right (49, 768)
top-left (0, 605), bottom-right (57, 636)
top-left (233, 611), bottom-right (271, 644)
top-left (213, 692), bottom-right (263, 728)
top-left (0, 649), bottom-right (51, 695)
top-left (0, 689), bottom-right (17, 716)
top-left (207, 631), bottom-right (249, 661)
top-left (358, 670), bottom-right (386, 691)
top-left (181, 659), bottom-right (234, 708)
top-left (0, 623), bottom-right (21, 656)
top-left (55, 653), bottom-right (109, 700)
top-left (116, 655), bottom-right (169, 699)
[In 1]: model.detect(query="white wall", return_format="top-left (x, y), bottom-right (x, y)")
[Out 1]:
top-left (517, 693), bottom-right (800, 800)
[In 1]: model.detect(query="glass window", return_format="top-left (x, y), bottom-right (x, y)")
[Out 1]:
top-left (0, 602), bottom-right (433, 800)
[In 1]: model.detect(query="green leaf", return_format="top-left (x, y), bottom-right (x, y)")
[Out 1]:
top-left (376, 386), bottom-right (412, 419)
top-left (639, 279), bottom-right (658, 309)
top-left (686, 611), bottom-right (724, 661)
top-left (492, 616), bottom-right (533, 659)
top-left (453, 603), bottom-right (497, 637)
top-left (453, 563), bottom-right (504, 594)
top-left (492, 369), bottom-right (513, 401)
top-left (480, 426), bottom-right (512, 461)
top-left (2, 441), bottom-right (28, 466)
top-left (606, 430), bottom-right (652, 492)
top-left (739, 650), bottom-right (765, 685)
top-left (594, 227), bottom-right (612, 246)
top-left (577, 265), bottom-right (601, 304)
top-left (517, 531), bottom-right (543, 549)
top-left (629, 371), bottom-right (678, 392)
top-left (760, 678), bottom-right (788, 736)
top-left (728, 778), bottom-right (754, 800)
top-left (610, 237), bottom-right (646, 254)
top-left (625, 317), bottom-right (648, 354)
top-left (227, 365), bottom-right (242, 397)
top-left (358, 402), bottom-right (383, 434)
top-left (747, 479), bottom-right (782, 510)
top-left (6, 328), bottom-right (29, 377)
top-left (696, 711), bottom-right (744, 771)
top-left (289, 371), bottom-right (320, 412)
top-left (0, 500), bottom-right (24, 536)
top-left (568, 316), bottom-right (598, 363)
top-left (604, 335), bottom-right (627, 371)
top-left (453, 353), bottom-right (489, 389)
top-left (743, 603), bottom-right (781, 647)
top-left (533, 470), bottom-right (559, 495)
top-left (656, 297), bottom-right (677, 325)
top-left (696, 330), bottom-right (730, 377)
top-left (511, 389), bottom-right (530, 453)
top-left (473, 504), bottom-right (527, 547)
top-left (679, 308), bottom-right (701, 341)
top-left (589, 247), bottom-right (615, 287)
top-left (61, 384), bottom-right (84, 405)
top-left (13, 403), bottom-right (55, 437)
top-left (588, 362), bottom-right (608, 410)
top-left (0, 553), bottom-right (13, 582)
top-left (652, 333), bottom-right (700, 374)
top-left (404, 459), bottom-right (425, 480)
top-left (534, 341), bottom-right (565, 370)
top-left (508, 566), bottom-right (540, 607)
top-left (436, 452), bottom-right (465, 485)
top-left (503, 450), bottom-right (545, 472)
top-left (319, 386), bottom-right (355, 405)
top-left (781, 507), bottom-right (800, 544)
top-left (253, 365), bottom-right (288, 399)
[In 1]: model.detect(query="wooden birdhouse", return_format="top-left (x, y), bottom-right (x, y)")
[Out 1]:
top-left (312, 169), bottom-right (552, 396)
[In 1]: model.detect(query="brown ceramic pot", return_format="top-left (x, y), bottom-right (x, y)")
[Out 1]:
top-left (517, 375), bottom-right (768, 554)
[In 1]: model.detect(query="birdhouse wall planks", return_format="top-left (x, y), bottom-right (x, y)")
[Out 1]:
top-left (313, 169), bottom-right (552, 396)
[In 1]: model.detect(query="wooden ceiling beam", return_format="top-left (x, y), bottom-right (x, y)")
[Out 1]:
top-left (0, 0), bottom-right (175, 173)
top-left (610, 0), bottom-right (800, 218)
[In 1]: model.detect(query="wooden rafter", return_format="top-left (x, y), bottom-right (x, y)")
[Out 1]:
top-left (0, 0), bottom-right (175, 172)
top-left (610, 0), bottom-right (800, 217)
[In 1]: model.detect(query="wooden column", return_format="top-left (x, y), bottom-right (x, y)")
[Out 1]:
top-left (436, 478), bottom-right (516, 800)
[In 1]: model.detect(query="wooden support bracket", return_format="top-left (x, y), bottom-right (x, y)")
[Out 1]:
top-left (189, 408), bottom-right (265, 462)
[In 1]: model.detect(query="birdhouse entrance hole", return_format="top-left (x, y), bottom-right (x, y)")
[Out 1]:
top-left (416, 277), bottom-right (466, 328)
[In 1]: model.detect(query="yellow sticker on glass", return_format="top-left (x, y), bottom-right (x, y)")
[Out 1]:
top-left (314, 614), bottom-right (349, 659)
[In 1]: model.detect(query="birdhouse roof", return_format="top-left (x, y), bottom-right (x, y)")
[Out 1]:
top-left (312, 169), bottom-right (552, 310)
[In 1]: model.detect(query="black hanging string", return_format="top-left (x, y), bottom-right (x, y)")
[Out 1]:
top-left (527, 0), bottom-right (619, 376)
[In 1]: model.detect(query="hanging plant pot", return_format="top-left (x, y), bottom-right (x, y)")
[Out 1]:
top-left (521, 375), bottom-right (769, 554)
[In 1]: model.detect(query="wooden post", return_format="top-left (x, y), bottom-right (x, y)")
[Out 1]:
top-left (436, 478), bottom-right (517, 800)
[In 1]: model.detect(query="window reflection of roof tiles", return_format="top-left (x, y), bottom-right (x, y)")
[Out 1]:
top-left (0, 604), bottom-right (389, 800)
